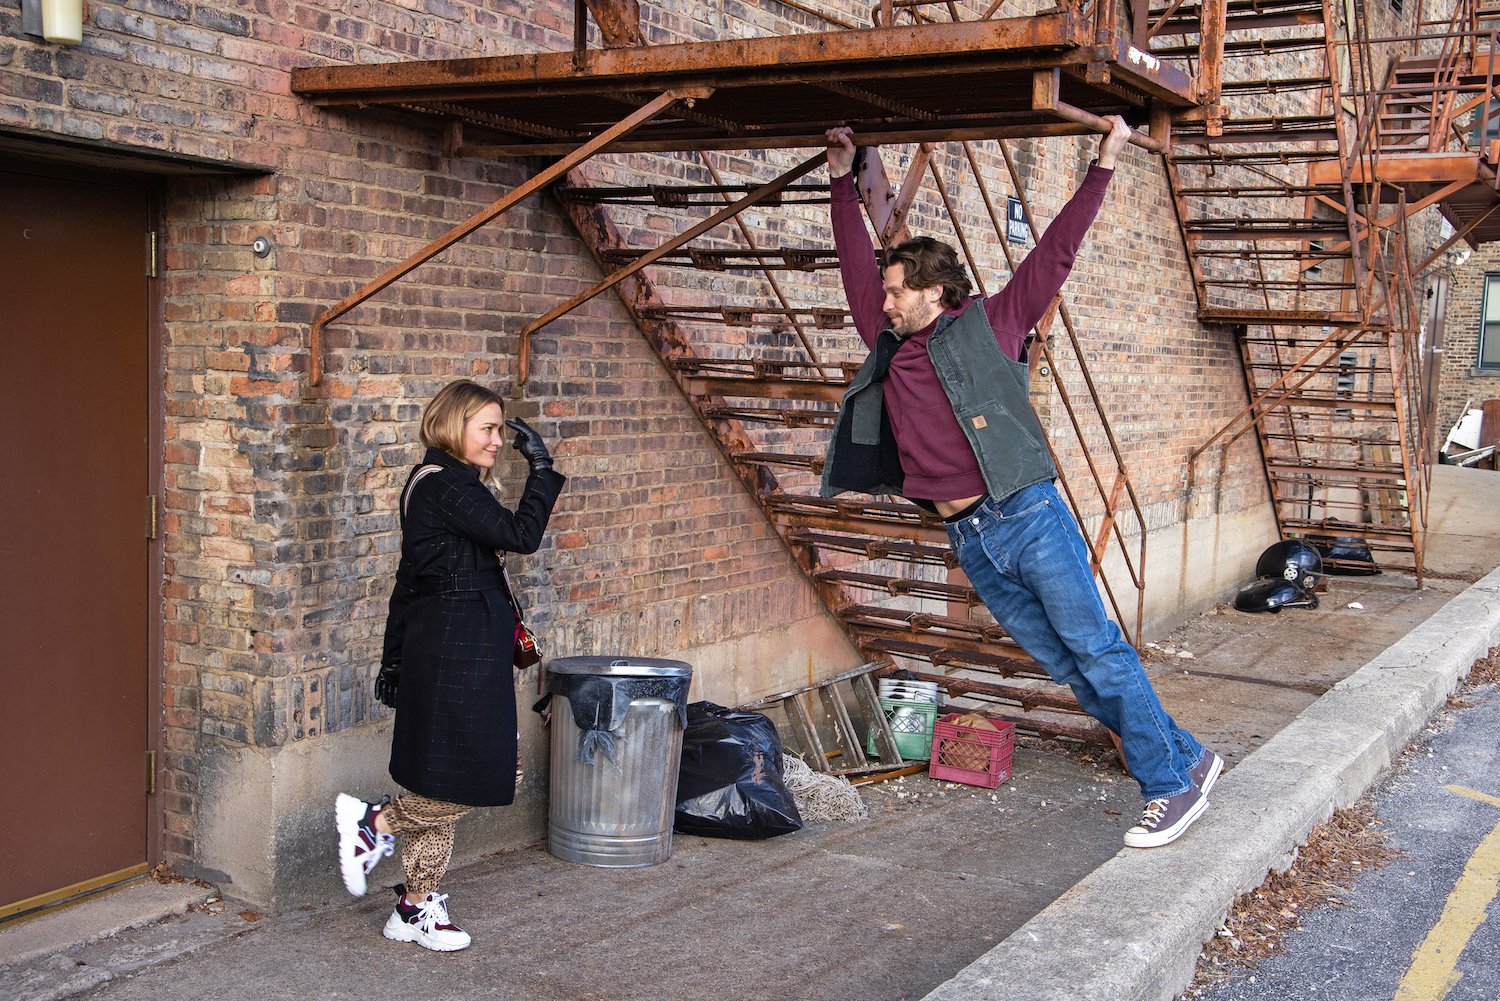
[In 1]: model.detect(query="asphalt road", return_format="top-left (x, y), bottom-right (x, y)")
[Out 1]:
top-left (1194, 679), bottom-right (1500, 1001)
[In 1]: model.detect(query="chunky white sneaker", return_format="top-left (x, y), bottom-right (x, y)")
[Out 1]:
top-left (335, 793), bottom-right (394, 897)
top-left (1190, 749), bottom-right (1224, 796)
top-left (383, 891), bottom-right (472, 952)
top-left (1124, 785), bottom-right (1209, 849)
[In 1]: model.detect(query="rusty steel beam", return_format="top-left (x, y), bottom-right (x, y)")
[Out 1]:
top-left (816, 80), bottom-right (939, 122)
top-left (1307, 152), bottom-right (1482, 185)
top-left (1031, 68), bottom-right (1165, 153)
top-left (581, 0), bottom-right (643, 48)
top-left (882, 143), bottom-right (932, 247)
top-left (788, 529), bottom-right (956, 566)
top-left (1414, 201), bottom-right (1500, 271)
top-left (291, 17), bottom-right (1089, 103)
top-left (731, 450), bottom-right (825, 472)
top-left (814, 568), bottom-right (978, 603)
top-left (1199, 307), bottom-right (1364, 325)
top-left (306, 88), bottom-right (699, 385)
top-left (517, 151), bottom-right (824, 381)
top-left (840, 604), bottom-right (1013, 644)
top-left (702, 404), bottom-right (837, 427)
top-left (775, 511), bottom-right (949, 545)
top-left (878, 665), bottom-right (1096, 720)
top-left (558, 182), bottom-right (829, 206)
top-left (682, 376), bottom-right (846, 403)
top-left (859, 637), bottom-right (1052, 682)
top-left (643, 305), bottom-right (852, 328)
top-left (457, 122), bottom-right (1100, 158)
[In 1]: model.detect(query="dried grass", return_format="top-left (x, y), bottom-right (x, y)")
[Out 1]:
top-left (1177, 800), bottom-right (1396, 998)
top-left (1446, 645), bottom-right (1500, 709)
top-left (1180, 645), bottom-right (1497, 996)
top-left (1467, 645), bottom-right (1500, 687)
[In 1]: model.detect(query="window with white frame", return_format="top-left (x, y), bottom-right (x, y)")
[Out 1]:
top-left (1480, 273), bottom-right (1500, 369)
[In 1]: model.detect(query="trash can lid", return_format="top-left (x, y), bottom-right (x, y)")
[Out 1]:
top-left (547, 655), bottom-right (692, 679)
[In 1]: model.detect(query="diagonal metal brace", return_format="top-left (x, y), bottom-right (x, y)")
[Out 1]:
top-left (517, 150), bottom-right (826, 382)
top-left (307, 87), bottom-right (709, 386)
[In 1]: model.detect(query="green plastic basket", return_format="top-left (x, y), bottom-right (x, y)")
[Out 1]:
top-left (865, 697), bottom-right (939, 762)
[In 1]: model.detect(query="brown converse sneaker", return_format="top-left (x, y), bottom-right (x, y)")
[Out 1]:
top-left (1124, 785), bottom-right (1208, 848)
top-left (1190, 750), bottom-right (1224, 795)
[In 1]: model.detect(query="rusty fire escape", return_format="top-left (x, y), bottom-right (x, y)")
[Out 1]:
top-left (291, 0), bottom-right (1483, 747)
top-left (1170, 0), bottom-right (1500, 580)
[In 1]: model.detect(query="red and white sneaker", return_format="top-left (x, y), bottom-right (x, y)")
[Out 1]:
top-left (383, 890), bottom-right (472, 952)
top-left (335, 793), bottom-right (394, 897)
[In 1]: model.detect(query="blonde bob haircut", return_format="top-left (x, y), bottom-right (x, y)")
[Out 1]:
top-left (420, 380), bottom-right (506, 480)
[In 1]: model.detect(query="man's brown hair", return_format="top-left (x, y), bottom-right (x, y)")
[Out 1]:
top-left (884, 236), bottom-right (972, 309)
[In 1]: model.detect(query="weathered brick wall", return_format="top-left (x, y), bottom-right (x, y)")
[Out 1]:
top-left (1439, 242), bottom-right (1500, 439)
top-left (3, 0), bottom-right (852, 873)
top-left (7, 0), bottom-right (1449, 889)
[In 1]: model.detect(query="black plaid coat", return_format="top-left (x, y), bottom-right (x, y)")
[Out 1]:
top-left (381, 447), bottom-right (566, 807)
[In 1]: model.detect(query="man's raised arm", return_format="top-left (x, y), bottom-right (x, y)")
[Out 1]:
top-left (827, 126), bottom-right (888, 348)
top-left (986, 115), bottom-right (1130, 342)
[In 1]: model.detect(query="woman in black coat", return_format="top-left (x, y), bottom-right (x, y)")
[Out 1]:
top-left (335, 379), bottom-right (565, 952)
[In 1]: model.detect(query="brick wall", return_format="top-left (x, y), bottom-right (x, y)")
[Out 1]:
top-left (4, 0), bottom-right (1432, 888)
top-left (1439, 242), bottom-right (1500, 442)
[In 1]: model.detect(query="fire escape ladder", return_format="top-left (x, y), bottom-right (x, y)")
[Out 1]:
top-left (1160, 0), bottom-right (1430, 579)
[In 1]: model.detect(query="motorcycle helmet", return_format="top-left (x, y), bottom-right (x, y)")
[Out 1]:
top-left (1253, 539), bottom-right (1323, 594)
top-left (1233, 577), bottom-right (1320, 613)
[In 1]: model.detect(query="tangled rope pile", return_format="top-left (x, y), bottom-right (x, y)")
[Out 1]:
top-left (781, 754), bottom-right (868, 823)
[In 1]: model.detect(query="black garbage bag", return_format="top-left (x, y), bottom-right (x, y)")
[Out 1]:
top-left (1306, 534), bottom-right (1382, 576)
top-left (674, 701), bottom-right (803, 839)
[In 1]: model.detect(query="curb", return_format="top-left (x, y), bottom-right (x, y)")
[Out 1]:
top-left (920, 564), bottom-right (1500, 1001)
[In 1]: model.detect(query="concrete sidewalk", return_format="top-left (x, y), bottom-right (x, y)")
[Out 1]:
top-left (924, 563), bottom-right (1500, 1001)
top-left (4, 465), bottom-right (1499, 1001)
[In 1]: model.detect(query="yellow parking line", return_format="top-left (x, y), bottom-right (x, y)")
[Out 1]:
top-left (1393, 786), bottom-right (1500, 1001)
top-left (1445, 785), bottom-right (1500, 810)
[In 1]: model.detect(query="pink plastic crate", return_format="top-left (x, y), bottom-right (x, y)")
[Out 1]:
top-left (929, 713), bottom-right (1015, 789)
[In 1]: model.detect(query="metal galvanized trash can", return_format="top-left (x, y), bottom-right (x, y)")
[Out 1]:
top-left (546, 656), bottom-right (692, 867)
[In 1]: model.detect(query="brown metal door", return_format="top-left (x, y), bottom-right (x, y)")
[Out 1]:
top-left (0, 169), bottom-right (152, 909)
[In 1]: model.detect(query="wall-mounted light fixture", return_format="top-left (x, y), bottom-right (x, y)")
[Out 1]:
top-left (20, 0), bottom-right (83, 45)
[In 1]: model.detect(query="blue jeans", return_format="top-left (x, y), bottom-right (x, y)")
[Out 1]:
top-left (944, 481), bottom-right (1204, 800)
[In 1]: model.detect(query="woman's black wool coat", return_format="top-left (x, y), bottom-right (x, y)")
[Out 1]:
top-left (382, 447), bottom-right (565, 807)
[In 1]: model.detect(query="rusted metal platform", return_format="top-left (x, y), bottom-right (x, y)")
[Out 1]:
top-left (290, 17), bottom-right (1195, 155)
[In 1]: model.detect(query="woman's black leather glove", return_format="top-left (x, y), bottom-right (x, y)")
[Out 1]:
top-left (506, 417), bottom-right (554, 472)
top-left (375, 665), bottom-right (400, 708)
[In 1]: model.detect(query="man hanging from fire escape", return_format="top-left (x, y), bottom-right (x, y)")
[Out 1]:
top-left (822, 118), bottom-right (1221, 848)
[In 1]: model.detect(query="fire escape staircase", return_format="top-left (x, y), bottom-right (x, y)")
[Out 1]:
top-left (288, 0), bottom-right (1373, 742)
top-left (545, 105), bottom-right (1145, 747)
top-left (1154, 0), bottom-right (1434, 577)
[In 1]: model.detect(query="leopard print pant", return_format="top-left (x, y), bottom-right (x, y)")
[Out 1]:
top-left (380, 794), bottom-right (473, 897)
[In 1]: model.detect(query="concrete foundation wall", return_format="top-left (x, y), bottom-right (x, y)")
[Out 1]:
top-left (195, 609), bottom-right (858, 910)
top-left (1129, 503), bottom-right (1280, 637)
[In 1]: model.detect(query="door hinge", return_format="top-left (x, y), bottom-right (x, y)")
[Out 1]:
top-left (146, 750), bottom-right (156, 796)
top-left (147, 494), bottom-right (158, 540)
top-left (147, 231), bottom-right (158, 278)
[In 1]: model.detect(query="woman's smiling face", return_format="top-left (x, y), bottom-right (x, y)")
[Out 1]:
top-left (461, 402), bottom-right (505, 470)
